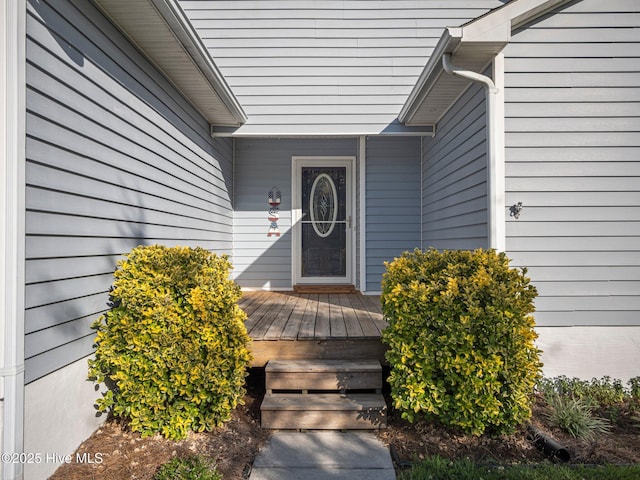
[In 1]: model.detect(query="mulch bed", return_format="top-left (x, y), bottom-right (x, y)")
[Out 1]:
top-left (379, 395), bottom-right (640, 467)
top-left (50, 380), bottom-right (270, 480)
top-left (51, 377), bottom-right (640, 480)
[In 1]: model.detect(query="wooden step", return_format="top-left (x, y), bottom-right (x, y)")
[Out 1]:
top-left (261, 393), bottom-right (387, 430)
top-left (293, 284), bottom-right (357, 294)
top-left (266, 360), bottom-right (382, 392)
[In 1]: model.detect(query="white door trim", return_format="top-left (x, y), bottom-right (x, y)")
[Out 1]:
top-left (291, 156), bottom-right (356, 286)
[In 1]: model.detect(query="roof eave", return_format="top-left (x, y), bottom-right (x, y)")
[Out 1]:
top-left (397, 28), bottom-right (464, 125)
top-left (93, 0), bottom-right (247, 126)
top-left (399, 0), bottom-right (575, 127)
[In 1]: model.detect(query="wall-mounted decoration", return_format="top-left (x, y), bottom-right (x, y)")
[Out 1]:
top-left (510, 202), bottom-right (524, 220)
top-left (268, 187), bottom-right (281, 206)
top-left (267, 187), bottom-right (281, 237)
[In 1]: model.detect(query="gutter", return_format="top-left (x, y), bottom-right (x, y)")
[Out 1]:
top-left (442, 53), bottom-right (506, 251)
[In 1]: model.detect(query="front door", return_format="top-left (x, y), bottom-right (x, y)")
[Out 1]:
top-left (292, 157), bottom-right (354, 285)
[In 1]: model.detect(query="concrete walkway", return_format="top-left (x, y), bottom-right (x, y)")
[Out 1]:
top-left (249, 431), bottom-right (396, 480)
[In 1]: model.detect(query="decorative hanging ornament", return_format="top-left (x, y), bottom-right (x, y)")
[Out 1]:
top-left (268, 187), bottom-right (281, 206)
top-left (267, 187), bottom-right (281, 237)
top-left (268, 207), bottom-right (280, 222)
top-left (267, 221), bottom-right (281, 237)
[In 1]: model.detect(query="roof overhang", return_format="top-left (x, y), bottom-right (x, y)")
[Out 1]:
top-left (93, 0), bottom-right (247, 126)
top-left (399, 0), bottom-right (574, 126)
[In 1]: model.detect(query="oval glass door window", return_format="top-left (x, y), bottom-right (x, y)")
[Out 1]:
top-left (309, 173), bottom-right (338, 237)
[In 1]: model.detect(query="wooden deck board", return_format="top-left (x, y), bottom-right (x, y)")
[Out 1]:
top-left (240, 291), bottom-right (387, 367)
top-left (281, 293), bottom-right (309, 340)
top-left (346, 293), bottom-right (382, 337)
top-left (263, 293), bottom-right (300, 340)
top-left (239, 291), bottom-right (386, 342)
top-left (298, 294), bottom-right (319, 340)
top-left (315, 294), bottom-right (332, 339)
top-left (339, 294), bottom-right (365, 338)
top-left (329, 295), bottom-right (347, 339)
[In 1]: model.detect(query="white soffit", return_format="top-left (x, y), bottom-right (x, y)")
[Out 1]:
top-left (93, 0), bottom-right (246, 126)
top-left (399, 0), bottom-right (575, 126)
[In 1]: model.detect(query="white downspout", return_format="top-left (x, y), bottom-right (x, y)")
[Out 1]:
top-left (442, 53), bottom-right (506, 251)
top-left (1, 1), bottom-right (26, 479)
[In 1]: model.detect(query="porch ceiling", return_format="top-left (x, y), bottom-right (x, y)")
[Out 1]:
top-left (93, 0), bottom-right (247, 126)
top-left (399, 0), bottom-right (574, 127)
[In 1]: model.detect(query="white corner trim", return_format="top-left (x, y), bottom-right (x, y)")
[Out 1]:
top-left (359, 137), bottom-right (367, 293)
top-left (1, 1), bottom-right (27, 479)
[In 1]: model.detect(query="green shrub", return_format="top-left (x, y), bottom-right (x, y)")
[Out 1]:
top-left (629, 377), bottom-right (640, 403)
top-left (381, 248), bottom-right (542, 435)
top-left (545, 394), bottom-right (611, 441)
top-left (538, 376), bottom-right (627, 407)
top-left (154, 455), bottom-right (221, 480)
top-left (89, 245), bottom-right (252, 440)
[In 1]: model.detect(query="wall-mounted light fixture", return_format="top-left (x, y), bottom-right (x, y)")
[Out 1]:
top-left (510, 202), bottom-right (523, 220)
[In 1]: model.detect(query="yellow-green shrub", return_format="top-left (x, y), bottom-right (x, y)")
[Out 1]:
top-left (89, 245), bottom-right (251, 440)
top-left (381, 248), bottom-right (542, 435)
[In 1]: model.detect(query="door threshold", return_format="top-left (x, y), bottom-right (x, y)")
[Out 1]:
top-left (293, 284), bottom-right (357, 294)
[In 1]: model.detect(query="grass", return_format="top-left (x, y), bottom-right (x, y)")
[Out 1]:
top-left (153, 455), bottom-right (221, 480)
top-left (399, 456), bottom-right (640, 480)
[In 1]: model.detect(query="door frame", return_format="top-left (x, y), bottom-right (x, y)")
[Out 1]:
top-left (291, 156), bottom-right (356, 286)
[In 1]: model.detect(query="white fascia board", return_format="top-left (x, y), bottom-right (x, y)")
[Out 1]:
top-left (149, 0), bottom-right (247, 125)
top-left (210, 123), bottom-right (435, 138)
top-left (462, 0), bottom-right (573, 40)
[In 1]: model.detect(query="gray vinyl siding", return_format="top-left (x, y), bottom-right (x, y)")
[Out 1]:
top-left (503, 0), bottom-right (640, 327)
top-left (180, 0), bottom-right (504, 135)
top-left (233, 138), bottom-right (358, 290)
top-left (25, 0), bottom-right (234, 383)
top-left (365, 137), bottom-right (422, 292)
top-left (421, 81), bottom-right (488, 250)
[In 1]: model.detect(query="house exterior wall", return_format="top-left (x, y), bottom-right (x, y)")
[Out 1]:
top-left (232, 136), bottom-right (422, 292)
top-left (365, 136), bottom-right (421, 292)
top-left (503, 0), bottom-right (640, 379)
top-left (24, 0), bottom-right (235, 473)
top-left (181, 0), bottom-right (504, 135)
top-left (421, 80), bottom-right (489, 250)
top-left (233, 137), bottom-right (358, 290)
top-left (26, 0), bottom-right (235, 384)
top-left (503, 0), bottom-right (640, 328)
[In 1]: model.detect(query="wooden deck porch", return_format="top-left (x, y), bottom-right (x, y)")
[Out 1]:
top-left (238, 291), bottom-right (388, 367)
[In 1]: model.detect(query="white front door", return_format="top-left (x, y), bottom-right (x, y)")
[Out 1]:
top-left (292, 157), bottom-right (355, 285)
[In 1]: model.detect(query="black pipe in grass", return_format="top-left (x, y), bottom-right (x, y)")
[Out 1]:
top-left (526, 426), bottom-right (571, 463)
